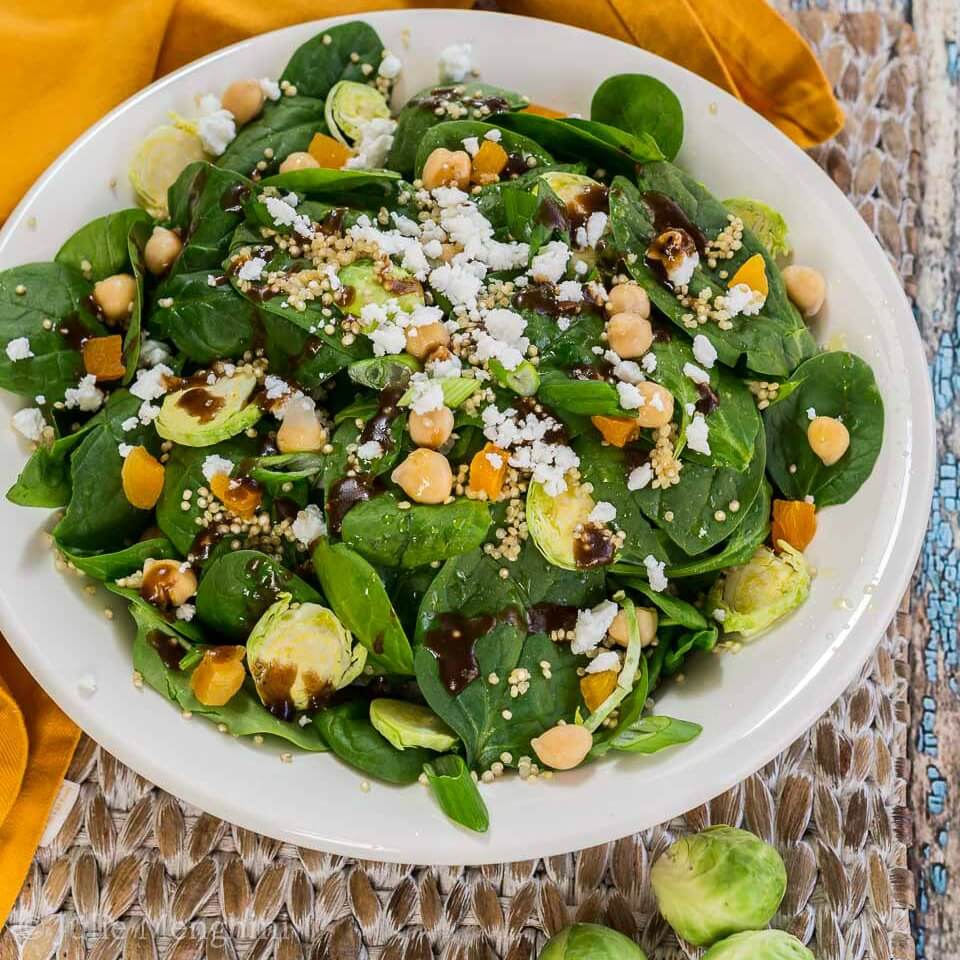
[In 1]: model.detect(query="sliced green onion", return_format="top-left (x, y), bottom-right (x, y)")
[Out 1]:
top-left (584, 598), bottom-right (643, 733)
top-left (399, 377), bottom-right (479, 410)
top-left (422, 755), bottom-right (489, 833)
top-left (178, 647), bottom-right (203, 671)
top-left (609, 716), bottom-right (703, 753)
top-left (488, 358), bottom-right (540, 396)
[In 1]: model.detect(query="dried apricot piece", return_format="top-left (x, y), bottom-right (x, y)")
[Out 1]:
top-left (190, 646), bottom-right (246, 706)
top-left (308, 132), bottom-right (353, 169)
top-left (121, 446), bottom-right (165, 509)
top-left (209, 473), bottom-right (262, 519)
top-left (728, 252), bottom-right (769, 297)
top-left (771, 498), bottom-right (817, 552)
top-left (470, 140), bottom-right (509, 185)
top-left (591, 414), bottom-right (642, 448)
top-left (580, 670), bottom-right (618, 712)
top-left (467, 443), bottom-right (509, 500)
top-left (82, 334), bottom-right (126, 381)
top-left (523, 103), bottom-right (566, 119)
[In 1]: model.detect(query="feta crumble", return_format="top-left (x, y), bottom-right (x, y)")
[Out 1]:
top-left (616, 381), bottom-right (644, 410)
top-left (461, 136), bottom-right (480, 157)
top-left (378, 53), bottom-right (403, 79)
top-left (641, 352), bottom-right (658, 373)
top-left (643, 555), bottom-right (669, 593)
top-left (117, 443), bottom-right (134, 459)
top-left (264, 195), bottom-right (314, 237)
top-left (130, 364), bottom-right (173, 401)
top-left (357, 440), bottom-right (384, 461)
top-left (556, 280), bottom-right (583, 302)
top-left (201, 455), bottom-right (233, 482)
top-left (12, 407), bottom-right (46, 442)
top-left (806, 407), bottom-right (817, 420)
top-left (529, 240), bottom-right (571, 284)
top-left (484, 129), bottom-right (502, 142)
top-left (692, 334), bottom-right (717, 368)
top-left (259, 78), bottom-right (281, 100)
top-left (438, 43), bottom-right (472, 82)
top-left (175, 603), bottom-right (196, 622)
top-left (667, 251), bottom-right (699, 287)
top-left (586, 651), bottom-right (622, 674)
top-left (724, 282), bottom-right (765, 317)
top-left (575, 211), bottom-right (608, 249)
top-left (196, 96), bottom-right (236, 156)
top-left (686, 413), bottom-right (711, 455)
top-left (587, 501), bottom-right (617, 525)
top-left (407, 373), bottom-right (445, 414)
top-left (572, 600), bottom-right (619, 655)
top-left (343, 117), bottom-right (397, 170)
top-left (291, 504), bottom-right (327, 547)
top-left (5, 337), bottom-right (33, 362)
top-left (627, 462), bottom-right (653, 491)
top-left (139, 339), bottom-right (171, 368)
top-left (64, 374), bottom-right (104, 412)
top-left (237, 257), bottom-right (267, 282)
top-left (682, 361), bottom-right (711, 385)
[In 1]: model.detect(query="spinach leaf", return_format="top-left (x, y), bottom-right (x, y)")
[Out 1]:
top-left (524, 309), bottom-right (604, 369)
top-left (662, 624), bottom-right (719, 676)
top-left (281, 21), bottom-right (385, 100)
top-left (151, 272), bottom-right (256, 363)
top-left (764, 351), bottom-right (883, 507)
top-left (492, 112), bottom-right (662, 175)
top-left (423, 754), bottom-right (489, 832)
top-left (608, 174), bottom-right (816, 377)
top-left (55, 209), bottom-right (151, 279)
top-left (106, 582), bottom-right (205, 642)
top-left (314, 701), bottom-right (431, 784)
top-left (124, 219), bottom-right (149, 380)
top-left (0, 262), bottom-right (103, 400)
top-left (54, 391), bottom-right (160, 551)
top-left (389, 82), bottom-right (527, 175)
top-left (156, 438), bottom-right (255, 554)
top-left (613, 576), bottom-right (708, 629)
top-left (128, 600), bottom-right (327, 750)
top-left (507, 535), bottom-right (608, 609)
top-left (591, 75), bottom-right (683, 161)
top-left (339, 494), bottom-right (491, 569)
top-left (195, 549), bottom-right (323, 640)
top-left (312, 539), bottom-right (414, 675)
top-left (260, 167), bottom-right (401, 205)
top-left (605, 715), bottom-right (702, 754)
top-left (60, 537), bottom-right (178, 581)
top-left (414, 120), bottom-right (553, 179)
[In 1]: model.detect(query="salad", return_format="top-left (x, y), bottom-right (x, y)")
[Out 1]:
top-left (0, 22), bottom-right (883, 832)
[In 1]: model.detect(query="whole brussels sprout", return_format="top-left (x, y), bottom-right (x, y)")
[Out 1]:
top-left (708, 544), bottom-right (810, 639)
top-left (703, 930), bottom-right (814, 959)
top-left (539, 924), bottom-right (646, 960)
top-left (650, 826), bottom-right (787, 946)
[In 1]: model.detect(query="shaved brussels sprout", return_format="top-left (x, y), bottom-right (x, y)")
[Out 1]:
top-left (247, 594), bottom-right (366, 715)
top-left (325, 80), bottom-right (391, 144)
top-left (708, 544), bottom-right (810, 639)
top-left (339, 259), bottom-right (425, 317)
top-left (129, 125), bottom-right (206, 218)
top-left (369, 698), bottom-right (457, 752)
top-left (156, 371), bottom-right (263, 447)
top-left (703, 931), bottom-right (814, 960)
top-left (540, 170), bottom-right (603, 208)
top-left (651, 826), bottom-right (787, 947)
top-left (723, 197), bottom-right (790, 258)
top-left (539, 923), bottom-right (647, 960)
top-left (527, 477), bottom-right (601, 571)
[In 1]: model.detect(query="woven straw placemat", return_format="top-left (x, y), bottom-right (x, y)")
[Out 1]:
top-left (1, 12), bottom-right (922, 960)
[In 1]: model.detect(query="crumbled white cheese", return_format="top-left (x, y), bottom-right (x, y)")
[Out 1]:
top-left (12, 407), bottom-right (46, 442)
top-left (369, 321), bottom-right (407, 357)
top-left (5, 337), bottom-right (33, 362)
top-left (613, 360), bottom-right (645, 385)
top-left (378, 53), bottom-right (403, 79)
top-left (175, 603), bottom-right (196, 622)
top-left (121, 417), bottom-right (138, 432)
top-left (238, 257), bottom-right (266, 282)
top-left (641, 352), bottom-right (658, 373)
top-left (408, 373), bottom-right (445, 414)
top-left (556, 280), bottom-right (583, 302)
top-left (429, 262), bottom-right (484, 309)
top-left (627, 462), bottom-right (653, 491)
top-left (616, 381), bottom-right (644, 410)
top-left (692, 334), bottom-right (717, 369)
top-left (587, 501), bottom-right (617, 525)
top-left (724, 282), bottom-right (765, 317)
top-left (712, 607), bottom-right (727, 623)
top-left (138, 401), bottom-right (160, 424)
top-left (139, 339), bottom-right (171, 368)
top-left (485, 451), bottom-right (503, 469)
top-left (202, 455), bottom-right (233, 482)
top-left (438, 43), bottom-right (472, 82)
top-left (575, 211), bottom-right (607, 250)
top-left (428, 353), bottom-right (463, 378)
top-left (343, 117), bottom-right (397, 171)
top-left (574, 259), bottom-right (589, 276)
top-left (572, 600), bottom-right (619, 655)
top-left (586, 650), bottom-right (622, 674)
top-left (644, 555), bottom-right (668, 592)
top-left (130, 363), bottom-right (173, 401)
top-left (117, 443), bottom-right (134, 459)
top-left (474, 308), bottom-right (529, 371)
top-left (806, 407), bottom-right (817, 421)
top-left (264, 375), bottom-right (291, 400)
top-left (291, 504), bottom-right (327, 547)
top-left (529, 240), bottom-right (570, 284)
top-left (259, 78), bottom-right (281, 101)
top-left (667, 251), bottom-right (699, 287)
top-left (686, 413), bottom-right (711, 455)
top-left (64, 374), bottom-right (104, 412)
top-left (264, 195), bottom-right (314, 237)
top-left (683, 361), bottom-right (711, 385)
top-left (484, 128), bottom-right (502, 142)
top-left (196, 96), bottom-right (236, 157)
top-left (34, 395), bottom-right (45, 405)
top-left (356, 440), bottom-right (384, 461)
top-left (461, 136), bottom-right (480, 157)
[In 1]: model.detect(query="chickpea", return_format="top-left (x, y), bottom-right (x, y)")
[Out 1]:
top-left (279, 151), bottom-right (320, 174)
top-left (277, 396), bottom-right (326, 453)
top-left (631, 382), bottom-right (674, 429)
top-left (391, 449), bottom-right (453, 504)
top-left (144, 226), bottom-right (183, 276)
top-left (93, 274), bottom-right (136, 324)
top-left (221, 80), bottom-right (265, 126)
top-left (142, 559), bottom-right (197, 608)
top-left (405, 321), bottom-right (450, 359)
top-left (807, 415), bottom-right (849, 466)
top-left (781, 265), bottom-right (826, 318)
top-left (609, 607), bottom-right (658, 647)
top-left (606, 281), bottom-right (650, 319)
top-left (607, 312), bottom-right (654, 359)
top-left (409, 406), bottom-right (454, 449)
top-left (531, 723), bottom-right (593, 771)
top-left (421, 148), bottom-right (471, 191)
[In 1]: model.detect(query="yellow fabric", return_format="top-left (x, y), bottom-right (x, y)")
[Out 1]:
top-left (0, 639), bottom-right (80, 923)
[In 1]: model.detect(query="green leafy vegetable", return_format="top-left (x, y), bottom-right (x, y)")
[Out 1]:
top-left (422, 754), bottom-right (489, 833)
top-left (55, 209), bottom-right (151, 279)
top-left (591, 74), bottom-right (684, 161)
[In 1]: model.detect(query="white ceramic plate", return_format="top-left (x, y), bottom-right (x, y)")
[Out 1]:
top-left (0, 10), bottom-right (934, 864)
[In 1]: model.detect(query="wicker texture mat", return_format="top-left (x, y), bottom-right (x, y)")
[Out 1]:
top-left (1, 12), bottom-right (921, 960)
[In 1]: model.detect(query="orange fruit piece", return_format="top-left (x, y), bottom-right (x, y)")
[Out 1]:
top-left (209, 473), bottom-right (262, 520)
top-left (771, 498), bottom-right (817, 552)
top-left (82, 334), bottom-right (126, 381)
top-left (591, 414), bottom-right (643, 448)
top-left (523, 103), bottom-right (566, 119)
top-left (121, 446), bottom-right (165, 509)
top-left (190, 646), bottom-right (246, 706)
top-left (580, 670), bottom-right (618, 712)
top-left (308, 132), bottom-right (353, 169)
top-left (728, 253), bottom-right (769, 297)
top-left (467, 443), bottom-right (509, 500)
top-left (470, 140), bottom-right (509, 185)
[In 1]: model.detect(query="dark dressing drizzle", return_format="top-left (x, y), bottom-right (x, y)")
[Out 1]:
top-left (695, 381), bottom-right (721, 415)
top-left (527, 603), bottom-right (579, 636)
top-left (320, 207), bottom-right (347, 235)
top-left (253, 663), bottom-right (332, 722)
top-left (574, 522), bottom-right (617, 568)
top-left (514, 285), bottom-right (584, 318)
top-left (567, 184), bottom-right (610, 233)
top-left (219, 181), bottom-right (251, 212)
top-left (189, 528), bottom-right (222, 565)
top-left (502, 153), bottom-right (530, 179)
top-left (360, 385), bottom-right (405, 449)
top-left (141, 561), bottom-right (181, 607)
top-left (417, 86), bottom-right (511, 115)
top-left (642, 191), bottom-right (706, 253)
top-left (148, 630), bottom-right (185, 671)
top-left (326, 474), bottom-right (382, 535)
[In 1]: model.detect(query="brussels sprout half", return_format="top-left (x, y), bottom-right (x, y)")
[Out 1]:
top-left (526, 477), bottom-right (602, 571)
top-left (325, 80), bottom-right (391, 144)
top-left (703, 930), bottom-right (814, 960)
top-left (650, 825), bottom-right (787, 947)
top-left (723, 197), bottom-right (791, 259)
top-left (247, 594), bottom-right (366, 714)
top-left (707, 544), bottom-right (810, 639)
top-left (539, 923), bottom-right (647, 960)
top-left (369, 698), bottom-right (457, 752)
top-left (339, 259), bottom-right (425, 318)
top-left (156, 371), bottom-right (263, 448)
top-left (540, 171), bottom-right (603, 208)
